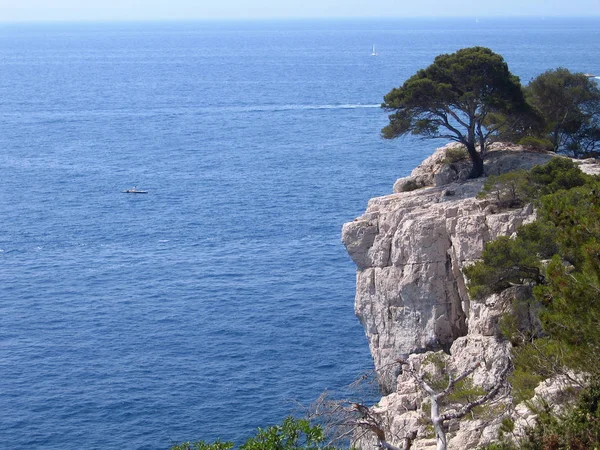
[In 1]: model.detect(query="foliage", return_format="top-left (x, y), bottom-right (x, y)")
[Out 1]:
top-left (528, 157), bottom-right (591, 197)
top-left (419, 353), bottom-right (501, 413)
top-left (443, 378), bottom-right (486, 411)
top-left (481, 382), bottom-right (600, 449)
top-left (399, 178), bottom-right (422, 192)
top-left (480, 441), bottom-right (517, 450)
top-left (171, 417), bottom-right (340, 450)
top-left (476, 157), bottom-right (591, 210)
top-left (443, 146), bottom-right (469, 164)
top-left (525, 68), bottom-right (600, 157)
top-left (381, 47), bottom-right (530, 178)
top-left (421, 352), bottom-right (450, 389)
top-left (519, 381), bottom-right (600, 450)
top-left (465, 162), bottom-right (600, 450)
top-left (516, 135), bottom-right (554, 152)
top-left (477, 170), bottom-right (534, 208)
top-left (463, 234), bottom-right (545, 299)
top-left (240, 417), bottom-right (334, 450)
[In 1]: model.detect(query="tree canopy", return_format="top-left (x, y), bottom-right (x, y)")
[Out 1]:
top-left (525, 68), bottom-right (600, 158)
top-left (381, 47), bottom-right (530, 178)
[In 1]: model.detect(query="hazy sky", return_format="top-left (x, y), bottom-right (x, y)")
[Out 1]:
top-left (1, 0), bottom-right (599, 22)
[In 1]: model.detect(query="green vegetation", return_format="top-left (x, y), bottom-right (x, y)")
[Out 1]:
top-left (475, 157), bottom-right (591, 210)
top-left (170, 417), bottom-right (341, 450)
top-left (382, 53), bottom-right (599, 185)
top-left (409, 352), bottom-right (510, 450)
top-left (525, 68), bottom-right (600, 158)
top-left (381, 47), bottom-right (530, 178)
top-left (466, 158), bottom-right (593, 299)
top-left (466, 158), bottom-right (600, 448)
top-left (443, 146), bottom-right (469, 164)
top-left (481, 380), bottom-right (600, 450)
top-left (476, 170), bottom-right (534, 208)
top-left (399, 178), bottom-right (421, 192)
top-left (469, 161), bottom-right (599, 377)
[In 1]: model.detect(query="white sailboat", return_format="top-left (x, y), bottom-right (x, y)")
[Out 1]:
top-left (371, 44), bottom-right (378, 56)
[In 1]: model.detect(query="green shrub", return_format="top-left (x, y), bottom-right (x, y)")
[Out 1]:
top-left (517, 136), bottom-right (554, 152)
top-left (171, 417), bottom-right (340, 450)
top-left (516, 381), bottom-right (600, 450)
top-left (444, 146), bottom-right (469, 164)
top-left (528, 157), bottom-right (591, 196)
top-left (477, 170), bottom-right (534, 208)
top-left (477, 158), bottom-right (591, 210)
top-left (509, 366), bottom-right (543, 404)
top-left (400, 179), bottom-right (421, 192)
top-left (463, 236), bottom-right (544, 300)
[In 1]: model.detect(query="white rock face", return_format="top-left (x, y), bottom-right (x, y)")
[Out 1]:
top-left (341, 144), bottom-right (590, 449)
top-left (342, 145), bottom-right (545, 393)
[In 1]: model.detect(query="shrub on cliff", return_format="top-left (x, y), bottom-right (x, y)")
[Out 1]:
top-left (476, 157), bottom-right (591, 209)
top-left (467, 160), bottom-right (600, 397)
top-left (171, 441), bottom-right (233, 450)
top-left (471, 164), bottom-right (600, 449)
top-left (381, 47), bottom-right (532, 178)
top-left (481, 380), bottom-right (600, 450)
top-left (463, 234), bottom-right (546, 299)
top-left (443, 146), bottom-right (469, 164)
top-left (476, 170), bottom-right (534, 209)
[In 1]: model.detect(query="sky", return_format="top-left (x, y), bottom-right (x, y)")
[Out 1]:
top-left (0, 0), bottom-right (599, 22)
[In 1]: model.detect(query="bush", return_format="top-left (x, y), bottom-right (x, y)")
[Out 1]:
top-left (517, 381), bottom-right (600, 450)
top-left (444, 146), bottom-right (469, 164)
top-left (477, 158), bottom-right (591, 209)
top-left (463, 235), bottom-right (544, 299)
top-left (517, 136), bottom-right (554, 152)
top-left (171, 417), bottom-right (340, 450)
top-left (400, 179), bottom-right (422, 192)
top-left (477, 170), bottom-right (534, 208)
top-left (528, 157), bottom-right (590, 196)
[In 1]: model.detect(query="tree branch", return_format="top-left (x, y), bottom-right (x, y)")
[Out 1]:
top-left (440, 362), bottom-right (511, 422)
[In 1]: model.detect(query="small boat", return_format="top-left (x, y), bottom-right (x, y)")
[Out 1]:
top-left (371, 45), bottom-right (378, 56)
top-left (123, 187), bottom-right (148, 194)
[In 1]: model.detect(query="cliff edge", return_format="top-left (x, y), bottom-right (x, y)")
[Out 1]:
top-left (341, 143), bottom-right (598, 449)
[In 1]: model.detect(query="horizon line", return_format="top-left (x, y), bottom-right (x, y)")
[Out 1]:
top-left (1, 15), bottom-right (600, 25)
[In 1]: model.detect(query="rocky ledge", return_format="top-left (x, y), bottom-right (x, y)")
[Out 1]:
top-left (342, 143), bottom-right (598, 449)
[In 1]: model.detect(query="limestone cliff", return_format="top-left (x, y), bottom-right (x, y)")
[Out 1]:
top-left (340, 143), bottom-right (590, 449)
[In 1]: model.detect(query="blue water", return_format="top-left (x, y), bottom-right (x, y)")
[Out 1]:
top-left (1, 18), bottom-right (599, 450)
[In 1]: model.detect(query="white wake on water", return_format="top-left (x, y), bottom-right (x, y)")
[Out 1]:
top-left (223, 103), bottom-right (382, 113)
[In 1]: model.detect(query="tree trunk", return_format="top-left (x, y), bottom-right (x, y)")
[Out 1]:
top-left (430, 396), bottom-right (447, 450)
top-left (465, 141), bottom-right (484, 178)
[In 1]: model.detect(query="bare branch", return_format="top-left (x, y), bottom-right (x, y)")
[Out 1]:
top-left (440, 362), bottom-right (512, 422)
top-left (437, 362), bottom-right (481, 400)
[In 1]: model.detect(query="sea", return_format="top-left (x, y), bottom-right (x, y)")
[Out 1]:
top-left (1, 17), bottom-right (599, 450)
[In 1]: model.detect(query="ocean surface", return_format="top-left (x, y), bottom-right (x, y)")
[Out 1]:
top-left (1, 18), bottom-right (599, 450)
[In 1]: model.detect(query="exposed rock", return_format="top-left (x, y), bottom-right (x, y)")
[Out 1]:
top-left (391, 143), bottom-right (554, 195)
top-left (579, 157), bottom-right (600, 176)
top-left (343, 145), bottom-right (600, 449)
top-left (512, 374), bottom-right (583, 437)
top-left (342, 177), bottom-right (533, 393)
